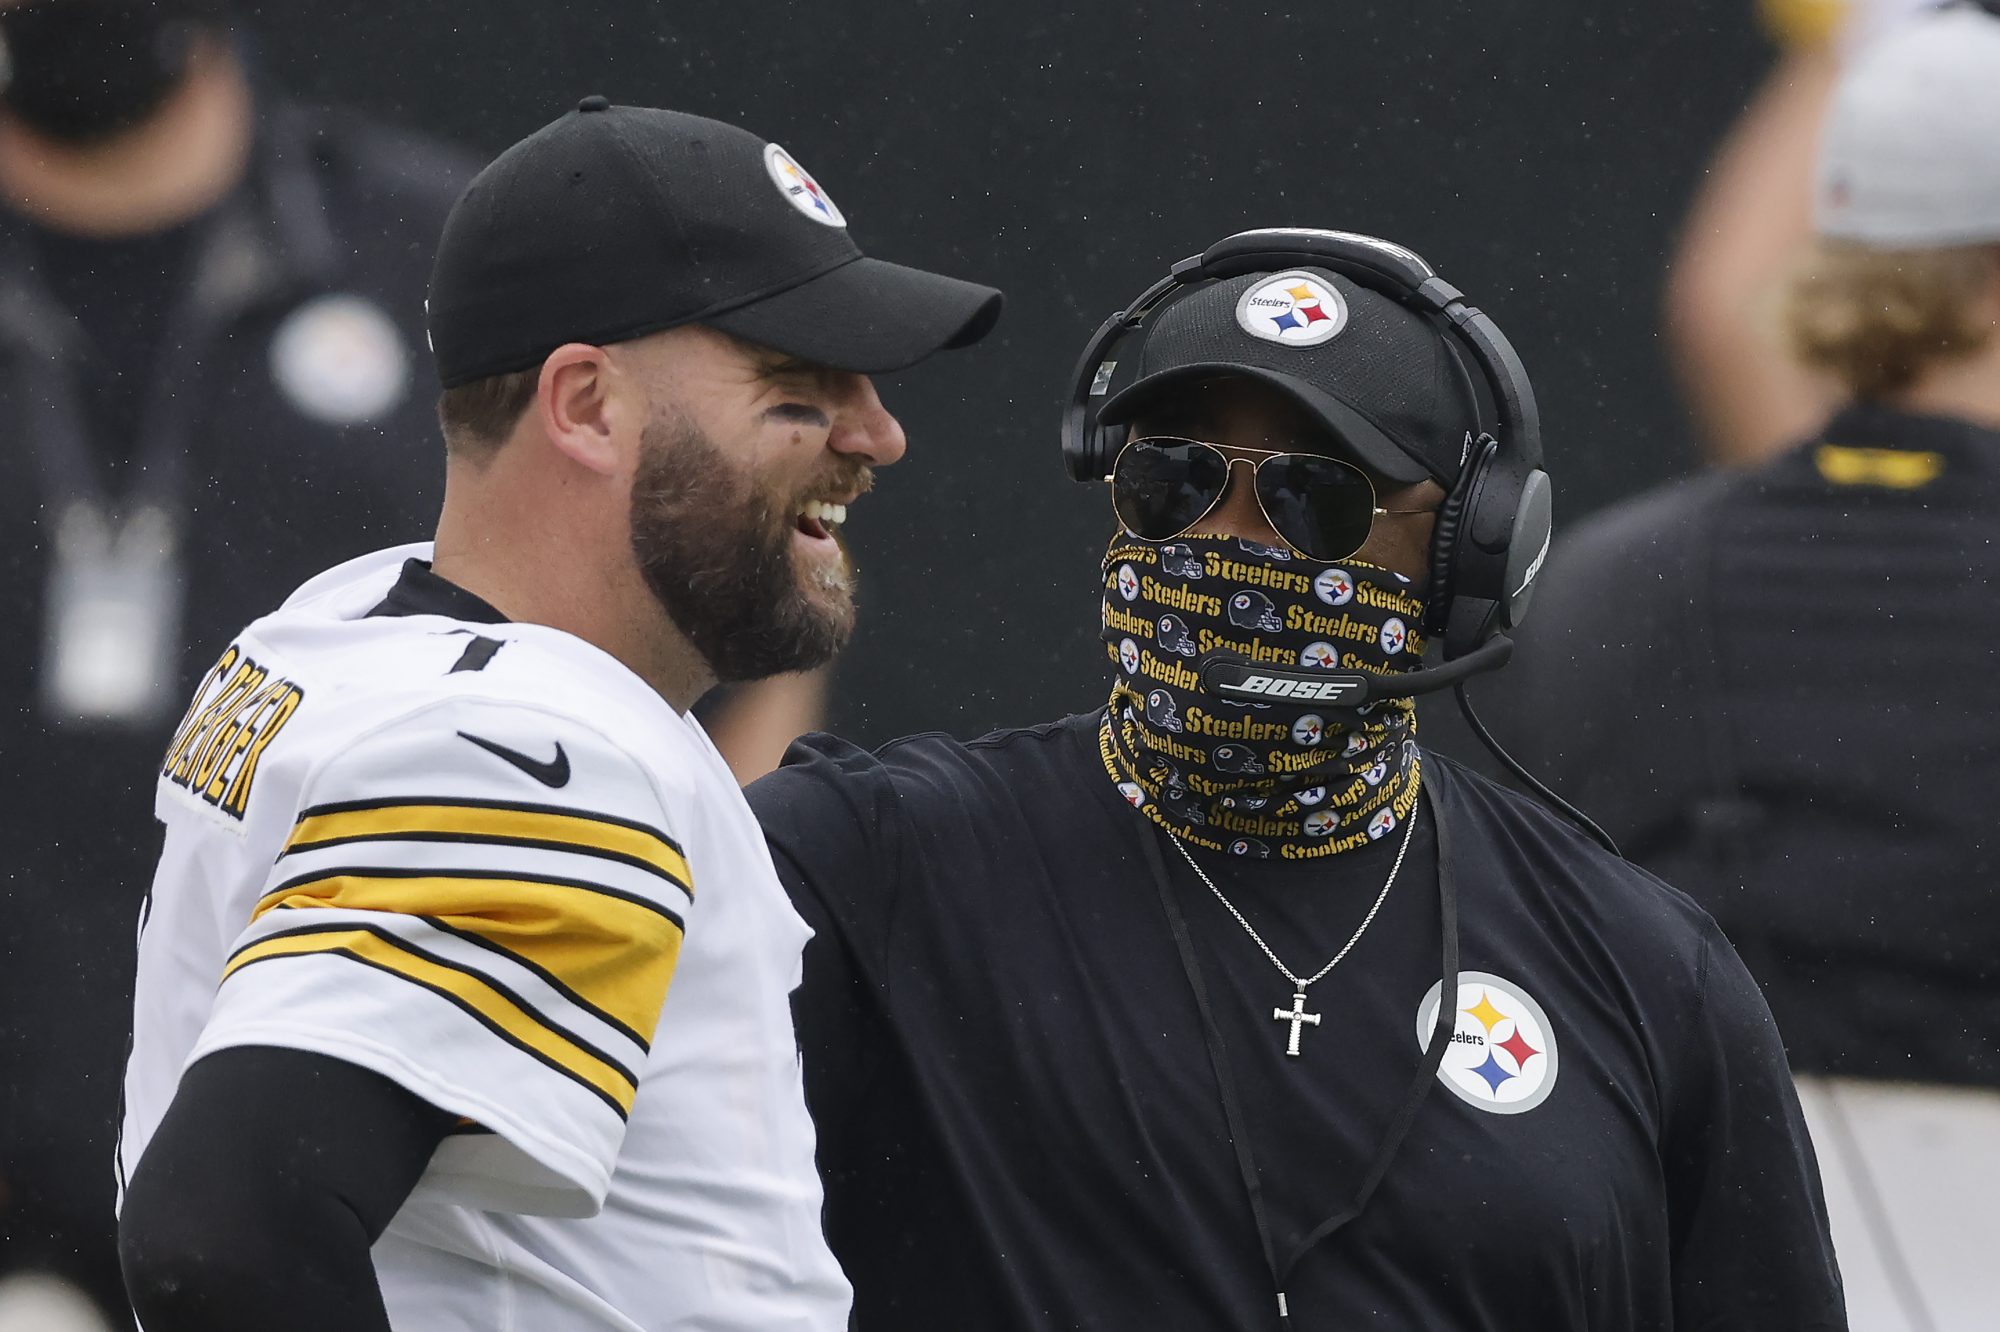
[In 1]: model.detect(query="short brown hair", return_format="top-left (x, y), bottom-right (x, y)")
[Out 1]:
top-left (1782, 239), bottom-right (2000, 399)
top-left (436, 367), bottom-right (541, 460)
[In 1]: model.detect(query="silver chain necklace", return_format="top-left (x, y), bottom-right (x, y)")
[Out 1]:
top-left (1167, 800), bottom-right (1418, 1058)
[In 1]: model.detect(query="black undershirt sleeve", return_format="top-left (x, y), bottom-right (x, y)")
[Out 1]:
top-left (119, 1046), bottom-right (457, 1332)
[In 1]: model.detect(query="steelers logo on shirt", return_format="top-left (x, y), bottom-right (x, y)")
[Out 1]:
top-left (270, 294), bottom-right (409, 426)
top-left (1415, 972), bottom-right (1560, 1115)
top-left (1314, 567), bottom-right (1356, 606)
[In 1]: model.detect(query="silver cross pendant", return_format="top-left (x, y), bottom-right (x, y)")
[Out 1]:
top-left (1273, 992), bottom-right (1321, 1058)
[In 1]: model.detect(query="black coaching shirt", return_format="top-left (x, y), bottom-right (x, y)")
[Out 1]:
top-left (748, 713), bottom-right (1844, 1331)
top-left (1465, 404), bottom-right (2000, 1090)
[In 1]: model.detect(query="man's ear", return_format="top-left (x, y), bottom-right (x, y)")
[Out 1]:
top-left (536, 343), bottom-right (629, 476)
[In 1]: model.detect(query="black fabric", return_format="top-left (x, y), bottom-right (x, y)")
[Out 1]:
top-left (1097, 266), bottom-right (1478, 487)
top-left (748, 712), bottom-right (1844, 1331)
top-left (119, 1046), bottom-right (455, 1332)
top-left (0, 102), bottom-right (473, 1324)
top-left (368, 557), bottom-right (509, 623)
top-left (426, 101), bottom-right (1001, 384)
top-left (21, 219), bottom-right (201, 482)
top-left (1469, 404), bottom-right (2000, 1088)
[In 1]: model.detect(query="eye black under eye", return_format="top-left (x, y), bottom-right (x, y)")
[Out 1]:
top-left (768, 403), bottom-right (832, 427)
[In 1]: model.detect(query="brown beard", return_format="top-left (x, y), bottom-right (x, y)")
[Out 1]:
top-left (629, 408), bottom-right (865, 683)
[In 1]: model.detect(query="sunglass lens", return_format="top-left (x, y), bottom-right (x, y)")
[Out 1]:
top-left (1112, 440), bottom-right (1230, 540)
top-left (1254, 454), bottom-right (1377, 561)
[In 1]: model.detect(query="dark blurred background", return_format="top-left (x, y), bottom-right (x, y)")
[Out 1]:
top-left (249, 0), bottom-right (1766, 744)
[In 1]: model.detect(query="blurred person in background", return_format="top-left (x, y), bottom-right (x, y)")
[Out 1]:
top-left (0, 1), bottom-right (472, 1325)
top-left (1491, 6), bottom-right (2000, 1328)
top-left (1665, 0), bottom-right (1931, 465)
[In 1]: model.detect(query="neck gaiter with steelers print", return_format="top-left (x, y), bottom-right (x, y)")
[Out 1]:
top-left (1098, 532), bottom-right (1424, 861)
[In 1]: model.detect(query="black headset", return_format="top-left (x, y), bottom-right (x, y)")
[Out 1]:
top-left (1061, 227), bottom-right (1554, 666)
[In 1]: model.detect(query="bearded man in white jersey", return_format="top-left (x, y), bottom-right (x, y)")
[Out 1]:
top-left (113, 97), bottom-right (1000, 1332)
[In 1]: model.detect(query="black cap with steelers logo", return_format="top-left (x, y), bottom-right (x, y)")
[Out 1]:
top-left (1097, 266), bottom-right (1481, 487)
top-left (427, 97), bottom-right (1004, 387)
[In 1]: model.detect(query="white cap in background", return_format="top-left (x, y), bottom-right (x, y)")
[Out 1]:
top-left (1815, 2), bottom-right (2000, 246)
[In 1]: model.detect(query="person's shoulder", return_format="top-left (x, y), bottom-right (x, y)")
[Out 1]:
top-left (250, 603), bottom-right (684, 785)
top-left (749, 712), bottom-right (1097, 827)
top-left (1426, 752), bottom-right (1715, 939)
top-left (278, 101), bottom-right (479, 221)
top-left (1540, 471), bottom-right (1737, 607)
top-left (1566, 468), bottom-right (1738, 548)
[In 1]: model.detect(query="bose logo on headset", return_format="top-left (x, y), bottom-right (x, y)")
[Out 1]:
top-left (1513, 529), bottom-right (1552, 599)
top-left (1218, 675), bottom-right (1368, 703)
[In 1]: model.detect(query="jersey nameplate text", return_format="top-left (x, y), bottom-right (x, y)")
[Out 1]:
top-left (160, 644), bottom-right (305, 821)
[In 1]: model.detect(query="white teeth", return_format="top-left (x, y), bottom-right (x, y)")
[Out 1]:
top-left (802, 500), bottom-right (848, 527)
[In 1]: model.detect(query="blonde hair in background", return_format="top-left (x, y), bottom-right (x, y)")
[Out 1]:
top-left (1782, 239), bottom-right (2000, 399)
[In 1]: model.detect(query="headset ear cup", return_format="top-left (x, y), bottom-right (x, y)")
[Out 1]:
top-left (1499, 469), bottom-right (1554, 629)
top-left (1424, 439), bottom-right (1491, 637)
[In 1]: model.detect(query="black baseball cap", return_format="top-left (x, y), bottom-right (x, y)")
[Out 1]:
top-left (1097, 267), bottom-right (1480, 486)
top-left (427, 97), bottom-right (1004, 388)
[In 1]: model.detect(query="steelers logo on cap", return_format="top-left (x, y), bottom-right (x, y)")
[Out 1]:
top-left (763, 143), bottom-right (847, 227)
top-left (1235, 270), bottom-right (1349, 348)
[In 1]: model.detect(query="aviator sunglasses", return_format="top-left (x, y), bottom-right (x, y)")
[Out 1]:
top-left (1110, 436), bottom-right (1435, 562)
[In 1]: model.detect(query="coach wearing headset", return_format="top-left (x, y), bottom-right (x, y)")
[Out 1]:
top-left (748, 229), bottom-right (1844, 1331)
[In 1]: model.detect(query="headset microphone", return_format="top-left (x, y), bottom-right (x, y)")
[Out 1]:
top-left (1198, 637), bottom-right (1514, 708)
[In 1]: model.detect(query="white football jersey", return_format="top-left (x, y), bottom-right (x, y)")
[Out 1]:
top-left (118, 544), bottom-right (851, 1331)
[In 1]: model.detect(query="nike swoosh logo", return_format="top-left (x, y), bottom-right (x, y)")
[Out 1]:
top-left (457, 731), bottom-right (571, 788)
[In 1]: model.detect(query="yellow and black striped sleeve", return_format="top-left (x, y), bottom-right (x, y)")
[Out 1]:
top-left (206, 708), bottom-right (694, 1154)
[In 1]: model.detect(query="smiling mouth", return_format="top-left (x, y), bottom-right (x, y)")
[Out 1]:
top-left (795, 498), bottom-right (849, 542)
